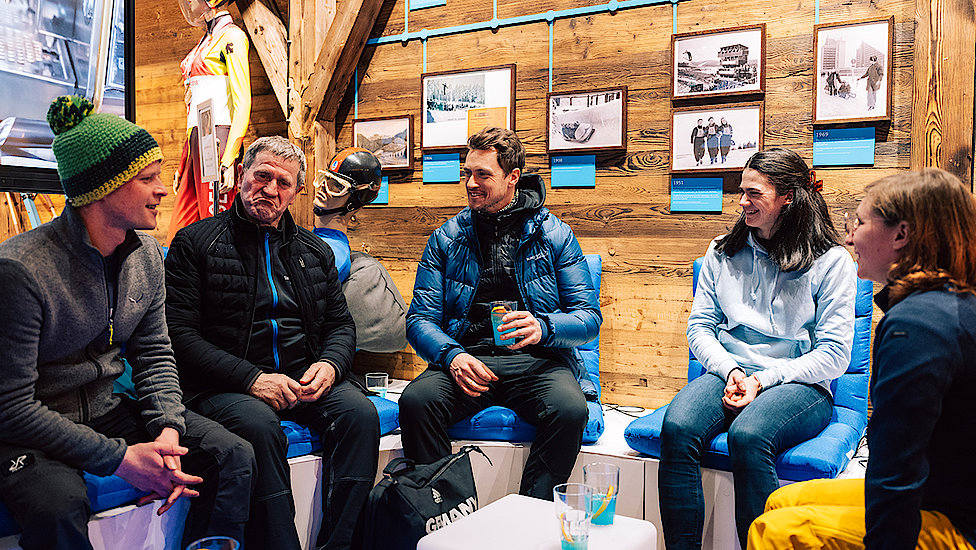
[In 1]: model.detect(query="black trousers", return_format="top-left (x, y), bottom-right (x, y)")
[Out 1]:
top-left (190, 379), bottom-right (380, 550)
top-left (398, 362), bottom-right (588, 500)
top-left (0, 398), bottom-right (255, 550)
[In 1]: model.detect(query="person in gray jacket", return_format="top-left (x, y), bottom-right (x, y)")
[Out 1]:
top-left (0, 96), bottom-right (255, 550)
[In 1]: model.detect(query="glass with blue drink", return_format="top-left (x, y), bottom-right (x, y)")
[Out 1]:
top-left (554, 483), bottom-right (593, 550)
top-left (489, 300), bottom-right (519, 346)
top-left (365, 372), bottom-right (388, 399)
top-left (583, 462), bottom-right (619, 525)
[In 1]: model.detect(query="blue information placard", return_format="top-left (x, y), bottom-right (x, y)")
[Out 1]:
top-left (550, 155), bottom-right (596, 188)
top-left (813, 127), bottom-right (875, 166)
top-left (372, 176), bottom-right (389, 205)
top-left (670, 177), bottom-right (723, 213)
top-left (410, 0), bottom-right (446, 9)
top-left (422, 153), bottom-right (460, 183)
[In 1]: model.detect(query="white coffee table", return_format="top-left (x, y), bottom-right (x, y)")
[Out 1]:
top-left (416, 493), bottom-right (657, 550)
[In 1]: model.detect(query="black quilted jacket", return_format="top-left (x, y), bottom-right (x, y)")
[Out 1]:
top-left (164, 197), bottom-right (356, 401)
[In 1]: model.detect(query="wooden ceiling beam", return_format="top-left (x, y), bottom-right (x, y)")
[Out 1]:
top-left (297, 0), bottom-right (384, 135)
top-left (236, 0), bottom-right (289, 117)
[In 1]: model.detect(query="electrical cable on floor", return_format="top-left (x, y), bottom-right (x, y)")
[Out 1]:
top-left (602, 403), bottom-right (646, 418)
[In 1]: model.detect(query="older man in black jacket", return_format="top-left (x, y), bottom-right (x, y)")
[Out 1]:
top-left (165, 136), bottom-right (379, 550)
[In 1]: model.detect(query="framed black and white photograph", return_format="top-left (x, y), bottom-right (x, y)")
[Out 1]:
top-left (421, 64), bottom-right (516, 150)
top-left (353, 115), bottom-right (414, 171)
top-left (546, 87), bottom-right (627, 154)
top-left (813, 17), bottom-right (894, 124)
top-left (671, 102), bottom-right (764, 173)
top-left (671, 24), bottom-right (765, 100)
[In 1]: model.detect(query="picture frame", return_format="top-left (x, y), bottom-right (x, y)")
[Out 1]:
top-left (421, 64), bottom-right (516, 150)
top-left (353, 115), bottom-right (414, 171)
top-left (671, 24), bottom-right (766, 100)
top-left (546, 87), bottom-right (627, 154)
top-left (670, 102), bottom-right (764, 173)
top-left (813, 17), bottom-right (894, 124)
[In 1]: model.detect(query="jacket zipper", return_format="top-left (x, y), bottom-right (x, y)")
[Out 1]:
top-left (264, 232), bottom-right (281, 371)
top-left (100, 256), bottom-right (115, 348)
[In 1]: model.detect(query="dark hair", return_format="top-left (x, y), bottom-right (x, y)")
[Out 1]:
top-left (865, 168), bottom-right (976, 304)
top-left (467, 127), bottom-right (525, 175)
top-left (716, 148), bottom-right (841, 271)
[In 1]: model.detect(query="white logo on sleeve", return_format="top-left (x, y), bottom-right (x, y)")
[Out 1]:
top-left (8, 455), bottom-right (28, 474)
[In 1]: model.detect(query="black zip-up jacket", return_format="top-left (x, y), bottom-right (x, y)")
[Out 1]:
top-left (165, 197), bottom-right (356, 401)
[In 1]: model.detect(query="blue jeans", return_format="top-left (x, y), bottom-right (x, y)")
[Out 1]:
top-left (658, 373), bottom-right (832, 549)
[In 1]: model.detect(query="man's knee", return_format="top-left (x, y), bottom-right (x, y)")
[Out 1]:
top-left (16, 490), bottom-right (91, 548)
top-left (235, 406), bottom-right (288, 455)
top-left (545, 396), bottom-right (588, 429)
top-left (333, 393), bottom-right (380, 439)
top-left (398, 380), bottom-right (438, 421)
top-left (220, 436), bottom-right (258, 481)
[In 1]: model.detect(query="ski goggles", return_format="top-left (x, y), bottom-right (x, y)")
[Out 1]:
top-left (312, 169), bottom-right (380, 201)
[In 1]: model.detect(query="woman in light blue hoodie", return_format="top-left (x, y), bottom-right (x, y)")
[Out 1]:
top-left (658, 148), bottom-right (857, 550)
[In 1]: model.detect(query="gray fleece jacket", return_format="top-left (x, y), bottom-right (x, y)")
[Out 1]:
top-left (0, 205), bottom-right (185, 476)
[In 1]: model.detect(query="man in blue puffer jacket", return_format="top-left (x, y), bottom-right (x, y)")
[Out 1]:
top-left (398, 127), bottom-right (602, 499)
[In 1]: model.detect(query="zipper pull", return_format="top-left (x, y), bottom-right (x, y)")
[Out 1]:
top-left (108, 307), bottom-right (114, 346)
top-left (299, 257), bottom-right (305, 268)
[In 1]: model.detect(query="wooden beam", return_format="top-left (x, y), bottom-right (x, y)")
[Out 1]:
top-left (298, 0), bottom-right (384, 134)
top-left (911, 0), bottom-right (976, 187)
top-left (236, 0), bottom-right (289, 117)
top-left (290, 120), bottom-right (336, 230)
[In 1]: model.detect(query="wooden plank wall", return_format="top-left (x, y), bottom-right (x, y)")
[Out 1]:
top-left (4, 0), bottom-right (971, 409)
top-left (133, 1), bottom-right (288, 243)
top-left (333, 0), bottom-right (915, 407)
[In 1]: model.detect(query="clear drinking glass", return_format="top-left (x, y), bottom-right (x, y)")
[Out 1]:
top-left (365, 372), bottom-right (389, 399)
top-left (489, 300), bottom-right (518, 346)
top-left (583, 462), bottom-right (620, 525)
top-left (185, 536), bottom-right (240, 550)
top-left (554, 483), bottom-right (593, 550)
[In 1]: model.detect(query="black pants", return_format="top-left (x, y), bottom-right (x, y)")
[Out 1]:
top-left (0, 398), bottom-right (255, 550)
top-left (398, 362), bottom-right (588, 500)
top-left (190, 379), bottom-right (380, 550)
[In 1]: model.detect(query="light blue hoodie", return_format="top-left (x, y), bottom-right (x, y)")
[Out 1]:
top-left (687, 232), bottom-right (856, 393)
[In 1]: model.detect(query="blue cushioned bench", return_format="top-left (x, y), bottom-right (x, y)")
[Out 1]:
top-left (623, 256), bottom-right (873, 481)
top-left (0, 396), bottom-right (399, 538)
top-left (282, 395), bottom-right (400, 458)
top-left (447, 254), bottom-right (605, 445)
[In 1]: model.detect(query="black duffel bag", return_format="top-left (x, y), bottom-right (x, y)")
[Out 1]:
top-left (355, 445), bottom-right (491, 550)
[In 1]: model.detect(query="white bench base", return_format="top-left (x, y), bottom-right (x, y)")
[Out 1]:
top-left (0, 407), bottom-right (867, 550)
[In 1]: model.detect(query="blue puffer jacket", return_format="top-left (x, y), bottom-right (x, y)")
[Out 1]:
top-left (406, 174), bottom-right (602, 382)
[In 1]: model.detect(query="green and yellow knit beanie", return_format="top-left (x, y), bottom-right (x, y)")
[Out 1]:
top-left (47, 95), bottom-right (163, 207)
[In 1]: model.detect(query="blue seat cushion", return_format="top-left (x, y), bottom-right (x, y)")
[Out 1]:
top-left (623, 404), bottom-right (861, 481)
top-left (446, 254), bottom-right (605, 445)
top-left (446, 401), bottom-right (604, 445)
top-left (283, 395), bottom-right (399, 459)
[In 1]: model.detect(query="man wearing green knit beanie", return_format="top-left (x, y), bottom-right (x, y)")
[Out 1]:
top-left (0, 95), bottom-right (255, 549)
